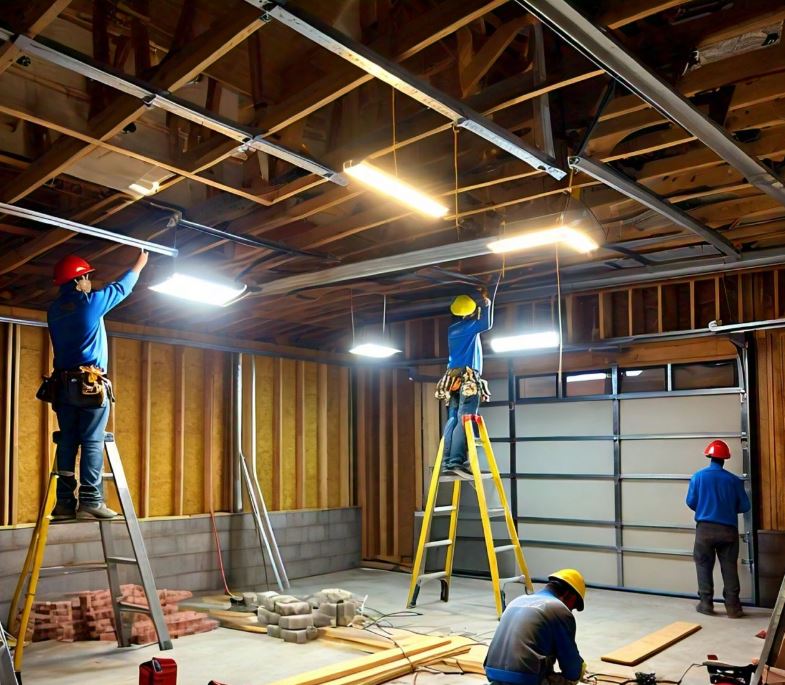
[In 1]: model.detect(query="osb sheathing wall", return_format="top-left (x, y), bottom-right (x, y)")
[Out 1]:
top-left (0, 324), bottom-right (352, 526)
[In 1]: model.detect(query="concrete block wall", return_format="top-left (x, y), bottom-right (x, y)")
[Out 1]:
top-left (0, 507), bottom-right (360, 619)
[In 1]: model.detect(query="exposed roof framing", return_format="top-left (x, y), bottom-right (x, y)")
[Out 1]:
top-left (0, 0), bottom-right (783, 348)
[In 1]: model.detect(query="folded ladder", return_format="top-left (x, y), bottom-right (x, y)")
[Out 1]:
top-left (407, 414), bottom-right (533, 618)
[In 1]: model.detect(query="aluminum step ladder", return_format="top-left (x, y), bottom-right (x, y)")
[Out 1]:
top-left (407, 413), bottom-right (533, 618)
top-left (7, 432), bottom-right (172, 675)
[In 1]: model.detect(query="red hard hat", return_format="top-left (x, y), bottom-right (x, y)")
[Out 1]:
top-left (704, 439), bottom-right (731, 459)
top-left (53, 255), bottom-right (94, 286)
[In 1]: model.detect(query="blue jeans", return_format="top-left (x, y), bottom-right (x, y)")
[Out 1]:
top-left (54, 389), bottom-right (110, 508)
top-left (441, 391), bottom-right (480, 469)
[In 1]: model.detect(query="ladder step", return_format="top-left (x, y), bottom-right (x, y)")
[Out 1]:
top-left (424, 539), bottom-right (453, 549)
top-left (117, 602), bottom-right (151, 615)
top-left (101, 472), bottom-right (114, 480)
top-left (433, 505), bottom-right (457, 514)
top-left (494, 544), bottom-right (516, 554)
top-left (40, 562), bottom-right (107, 577)
top-left (417, 571), bottom-right (448, 584)
top-left (105, 556), bottom-right (138, 565)
top-left (487, 508), bottom-right (506, 517)
top-left (500, 575), bottom-right (528, 587)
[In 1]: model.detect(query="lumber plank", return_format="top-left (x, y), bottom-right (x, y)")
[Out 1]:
top-left (601, 622), bottom-right (701, 666)
top-left (266, 636), bottom-right (448, 685)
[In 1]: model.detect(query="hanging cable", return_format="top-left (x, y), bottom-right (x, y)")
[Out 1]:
top-left (556, 243), bottom-right (564, 395)
top-left (391, 87), bottom-right (398, 178)
top-left (453, 124), bottom-right (460, 238)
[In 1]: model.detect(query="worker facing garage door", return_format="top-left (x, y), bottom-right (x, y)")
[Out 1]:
top-left (450, 357), bottom-right (753, 603)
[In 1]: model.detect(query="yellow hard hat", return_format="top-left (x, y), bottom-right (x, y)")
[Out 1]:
top-left (548, 568), bottom-right (586, 611)
top-left (450, 294), bottom-right (477, 317)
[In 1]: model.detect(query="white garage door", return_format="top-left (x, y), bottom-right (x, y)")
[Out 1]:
top-left (451, 358), bottom-right (754, 603)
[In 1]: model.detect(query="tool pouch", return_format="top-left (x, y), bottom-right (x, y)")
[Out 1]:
top-left (139, 657), bottom-right (177, 685)
top-left (62, 366), bottom-right (114, 408)
top-left (35, 374), bottom-right (58, 404)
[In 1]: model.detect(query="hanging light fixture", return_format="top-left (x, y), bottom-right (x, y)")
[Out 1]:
top-left (349, 293), bottom-right (401, 358)
top-left (343, 161), bottom-right (449, 218)
top-left (149, 272), bottom-right (246, 306)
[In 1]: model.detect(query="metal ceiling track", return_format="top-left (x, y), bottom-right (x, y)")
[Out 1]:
top-left (0, 201), bottom-right (178, 255)
top-left (250, 0), bottom-right (566, 180)
top-left (515, 0), bottom-right (785, 207)
top-left (569, 155), bottom-right (740, 259)
top-left (0, 30), bottom-right (345, 186)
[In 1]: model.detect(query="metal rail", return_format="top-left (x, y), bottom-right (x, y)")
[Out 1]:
top-left (0, 29), bottom-right (344, 186)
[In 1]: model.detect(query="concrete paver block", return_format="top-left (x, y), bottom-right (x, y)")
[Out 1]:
top-left (279, 614), bottom-right (314, 630)
top-left (257, 607), bottom-right (280, 625)
top-left (267, 624), bottom-right (282, 639)
top-left (276, 600), bottom-right (311, 616)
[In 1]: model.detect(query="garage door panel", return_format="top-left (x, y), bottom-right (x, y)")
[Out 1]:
top-left (624, 528), bottom-right (751, 562)
top-left (516, 401), bottom-right (612, 437)
top-left (519, 479), bottom-right (615, 520)
top-left (491, 441), bottom-right (510, 471)
top-left (524, 547), bottom-right (617, 586)
top-left (622, 481), bottom-right (693, 526)
top-left (518, 440), bottom-right (613, 475)
top-left (520, 522), bottom-right (615, 546)
top-left (620, 395), bottom-right (741, 434)
top-left (483, 405), bottom-right (510, 438)
top-left (621, 438), bottom-right (744, 475)
top-left (486, 377), bottom-right (509, 401)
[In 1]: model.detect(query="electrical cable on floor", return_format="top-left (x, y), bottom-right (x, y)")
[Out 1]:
top-left (209, 509), bottom-right (240, 600)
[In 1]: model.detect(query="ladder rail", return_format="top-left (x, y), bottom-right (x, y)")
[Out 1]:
top-left (476, 416), bottom-right (534, 594)
top-left (407, 437), bottom-right (447, 608)
top-left (464, 415), bottom-right (505, 618)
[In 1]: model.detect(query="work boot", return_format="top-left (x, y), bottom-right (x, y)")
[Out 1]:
top-left (76, 503), bottom-right (118, 520)
top-left (453, 463), bottom-right (474, 480)
top-left (50, 503), bottom-right (76, 521)
top-left (696, 599), bottom-right (714, 615)
top-left (725, 602), bottom-right (744, 619)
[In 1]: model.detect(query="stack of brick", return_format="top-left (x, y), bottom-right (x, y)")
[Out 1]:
top-left (21, 585), bottom-right (218, 644)
top-left (257, 591), bottom-right (318, 644)
top-left (309, 588), bottom-right (361, 628)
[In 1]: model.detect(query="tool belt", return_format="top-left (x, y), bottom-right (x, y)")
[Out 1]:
top-left (434, 367), bottom-right (490, 405)
top-left (36, 365), bottom-right (114, 407)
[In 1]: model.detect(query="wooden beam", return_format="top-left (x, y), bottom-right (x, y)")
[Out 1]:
top-left (601, 1), bottom-right (692, 30)
top-left (203, 350), bottom-right (215, 513)
top-left (295, 360), bottom-right (306, 509)
top-left (0, 5), bottom-right (266, 271)
top-left (139, 341), bottom-right (151, 518)
top-left (317, 364), bottom-right (328, 508)
top-left (0, 0), bottom-right (71, 75)
top-left (173, 346), bottom-right (185, 516)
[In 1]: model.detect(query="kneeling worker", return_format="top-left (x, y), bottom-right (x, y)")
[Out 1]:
top-left (485, 569), bottom-right (587, 685)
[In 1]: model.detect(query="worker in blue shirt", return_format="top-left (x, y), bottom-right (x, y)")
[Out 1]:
top-left (46, 250), bottom-right (148, 521)
top-left (686, 439), bottom-right (751, 618)
top-left (434, 286), bottom-right (493, 479)
top-left (485, 569), bottom-right (587, 685)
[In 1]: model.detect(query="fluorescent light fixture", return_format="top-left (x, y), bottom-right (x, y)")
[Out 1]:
top-left (349, 342), bottom-right (401, 358)
top-left (566, 372), bottom-right (608, 383)
top-left (344, 161), bottom-right (448, 218)
top-left (149, 273), bottom-right (246, 306)
top-left (624, 370), bottom-right (643, 377)
top-left (491, 330), bottom-right (560, 353)
top-left (488, 226), bottom-right (598, 255)
top-left (129, 181), bottom-right (160, 196)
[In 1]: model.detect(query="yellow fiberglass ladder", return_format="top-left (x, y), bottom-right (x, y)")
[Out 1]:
top-left (407, 413), bottom-right (533, 618)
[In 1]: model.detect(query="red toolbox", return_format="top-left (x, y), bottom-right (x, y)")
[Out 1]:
top-left (139, 657), bottom-right (177, 685)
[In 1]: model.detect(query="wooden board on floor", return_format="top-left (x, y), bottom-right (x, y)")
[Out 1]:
top-left (601, 622), bottom-right (701, 666)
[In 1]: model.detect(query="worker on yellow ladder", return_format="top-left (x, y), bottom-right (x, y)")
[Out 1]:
top-left (484, 569), bottom-right (588, 685)
top-left (435, 285), bottom-right (493, 480)
top-left (43, 250), bottom-right (148, 521)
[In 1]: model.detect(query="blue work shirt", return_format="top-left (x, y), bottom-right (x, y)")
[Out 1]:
top-left (447, 300), bottom-right (493, 374)
top-left (686, 461), bottom-right (750, 528)
top-left (47, 270), bottom-right (139, 372)
top-left (485, 589), bottom-right (583, 685)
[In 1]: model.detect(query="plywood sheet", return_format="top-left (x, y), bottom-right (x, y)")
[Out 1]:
top-left (304, 361), bottom-right (318, 508)
top-left (183, 347), bottom-right (205, 515)
top-left (149, 343), bottom-right (175, 516)
top-left (254, 355), bottom-right (275, 507)
top-left (112, 337), bottom-right (142, 510)
top-left (325, 365), bottom-right (342, 508)
top-left (601, 622), bottom-right (701, 665)
top-left (211, 352), bottom-right (228, 511)
top-left (280, 359), bottom-right (297, 510)
top-left (18, 326), bottom-right (45, 523)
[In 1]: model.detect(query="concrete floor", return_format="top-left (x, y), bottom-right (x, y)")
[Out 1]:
top-left (19, 568), bottom-right (772, 685)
